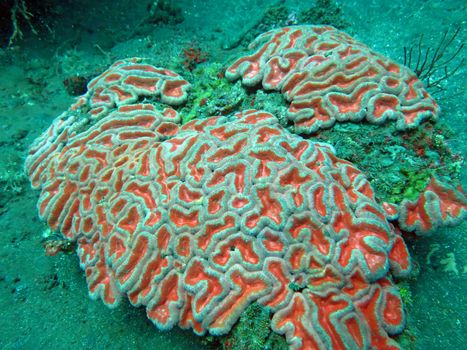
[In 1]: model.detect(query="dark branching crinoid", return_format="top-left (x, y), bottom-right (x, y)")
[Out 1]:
top-left (404, 27), bottom-right (465, 94)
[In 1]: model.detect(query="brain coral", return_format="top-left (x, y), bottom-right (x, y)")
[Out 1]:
top-left (26, 57), bottom-right (412, 349)
top-left (70, 57), bottom-right (191, 118)
top-left (226, 25), bottom-right (439, 134)
top-left (397, 177), bottom-right (467, 234)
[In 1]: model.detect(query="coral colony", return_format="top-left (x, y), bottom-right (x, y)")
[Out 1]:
top-left (26, 26), bottom-right (465, 349)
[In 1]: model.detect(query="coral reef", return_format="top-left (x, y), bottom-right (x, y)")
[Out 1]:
top-left (26, 57), bottom-right (415, 347)
top-left (397, 177), bottom-right (466, 234)
top-left (226, 25), bottom-right (439, 134)
top-left (67, 57), bottom-right (191, 119)
top-left (24, 25), bottom-right (466, 350)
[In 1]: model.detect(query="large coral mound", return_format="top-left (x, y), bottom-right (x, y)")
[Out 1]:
top-left (25, 24), bottom-right (466, 348)
top-left (226, 25), bottom-right (439, 134)
top-left (26, 58), bottom-right (413, 348)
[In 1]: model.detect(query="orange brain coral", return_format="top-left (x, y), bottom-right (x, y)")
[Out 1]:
top-left (26, 65), bottom-right (412, 350)
top-left (226, 25), bottom-right (439, 134)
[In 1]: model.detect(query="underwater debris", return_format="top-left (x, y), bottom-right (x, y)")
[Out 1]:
top-left (63, 75), bottom-right (89, 96)
top-left (2, 0), bottom-right (59, 47)
top-left (0, 167), bottom-right (26, 195)
top-left (5, 0), bottom-right (37, 47)
top-left (41, 228), bottom-right (76, 256)
top-left (130, 0), bottom-right (185, 38)
top-left (181, 44), bottom-right (208, 71)
top-left (426, 243), bottom-right (441, 265)
top-left (0, 155), bottom-right (27, 198)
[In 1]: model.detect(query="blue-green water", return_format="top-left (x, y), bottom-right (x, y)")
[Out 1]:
top-left (0, 1), bottom-right (465, 349)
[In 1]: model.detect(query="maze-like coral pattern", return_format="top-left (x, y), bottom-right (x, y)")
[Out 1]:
top-left (71, 57), bottom-right (191, 119)
top-left (226, 25), bottom-right (439, 134)
top-left (398, 177), bottom-right (467, 234)
top-left (27, 59), bottom-right (188, 190)
top-left (26, 100), bottom-right (412, 348)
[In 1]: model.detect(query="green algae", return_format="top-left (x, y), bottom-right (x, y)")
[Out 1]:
top-left (312, 120), bottom-right (463, 205)
top-left (182, 56), bottom-right (464, 208)
top-left (180, 63), bottom-right (247, 124)
top-left (397, 281), bottom-right (414, 307)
